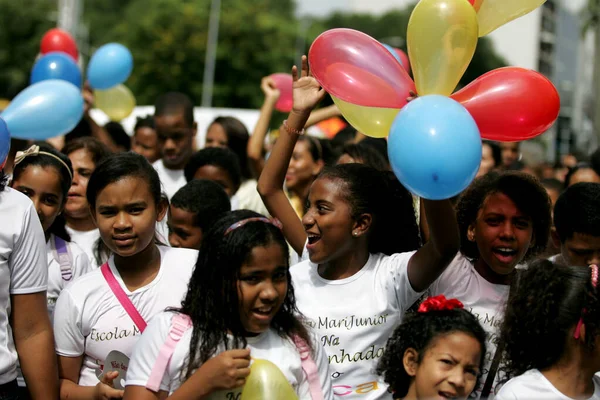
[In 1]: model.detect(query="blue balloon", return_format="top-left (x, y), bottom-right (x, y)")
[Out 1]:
top-left (388, 95), bottom-right (482, 200)
top-left (1, 80), bottom-right (84, 140)
top-left (30, 52), bottom-right (82, 89)
top-left (87, 43), bottom-right (133, 90)
top-left (382, 43), bottom-right (404, 68)
top-left (0, 118), bottom-right (9, 167)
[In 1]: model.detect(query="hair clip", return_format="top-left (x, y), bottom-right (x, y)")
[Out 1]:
top-left (573, 264), bottom-right (599, 340)
top-left (417, 295), bottom-right (464, 313)
top-left (224, 217), bottom-right (283, 235)
top-left (14, 145), bottom-right (73, 180)
top-left (590, 264), bottom-right (598, 288)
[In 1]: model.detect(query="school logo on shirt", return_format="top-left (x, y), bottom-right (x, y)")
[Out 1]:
top-left (89, 325), bottom-right (141, 342)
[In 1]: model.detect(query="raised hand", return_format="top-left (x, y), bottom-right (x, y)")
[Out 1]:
top-left (94, 371), bottom-right (124, 399)
top-left (291, 55), bottom-right (326, 116)
top-left (261, 77), bottom-right (281, 102)
top-left (194, 348), bottom-right (252, 393)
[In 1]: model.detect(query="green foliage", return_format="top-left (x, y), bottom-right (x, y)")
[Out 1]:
top-left (0, 0), bottom-right (54, 99)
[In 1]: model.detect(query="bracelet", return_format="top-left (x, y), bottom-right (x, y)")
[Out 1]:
top-left (282, 119), bottom-right (305, 136)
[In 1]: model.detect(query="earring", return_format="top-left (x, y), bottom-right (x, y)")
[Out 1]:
top-left (353, 231), bottom-right (358, 237)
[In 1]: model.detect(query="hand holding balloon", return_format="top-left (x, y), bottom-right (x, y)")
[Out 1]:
top-left (292, 56), bottom-right (326, 117)
top-left (192, 349), bottom-right (251, 394)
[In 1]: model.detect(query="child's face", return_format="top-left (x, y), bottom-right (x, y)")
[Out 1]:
top-left (167, 205), bottom-right (203, 250)
top-left (193, 165), bottom-right (237, 197)
top-left (155, 112), bottom-right (196, 170)
top-left (286, 141), bottom-right (323, 192)
top-left (468, 192), bottom-right (533, 276)
top-left (405, 332), bottom-right (482, 400)
top-left (12, 165), bottom-right (64, 234)
top-left (205, 123), bottom-right (229, 148)
top-left (132, 127), bottom-right (160, 164)
top-left (65, 148), bottom-right (95, 219)
top-left (237, 243), bottom-right (288, 335)
top-left (92, 176), bottom-right (166, 258)
top-left (302, 177), bottom-right (358, 264)
top-left (559, 232), bottom-right (600, 267)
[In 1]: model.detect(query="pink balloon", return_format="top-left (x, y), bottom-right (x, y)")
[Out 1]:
top-left (309, 28), bottom-right (415, 108)
top-left (269, 73), bottom-right (293, 112)
top-left (394, 49), bottom-right (411, 75)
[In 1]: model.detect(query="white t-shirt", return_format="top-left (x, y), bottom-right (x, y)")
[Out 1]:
top-left (53, 245), bottom-right (198, 386)
top-left (496, 369), bottom-right (600, 399)
top-left (153, 159), bottom-right (187, 200)
top-left (65, 226), bottom-right (101, 269)
top-left (290, 251), bottom-right (420, 400)
top-left (46, 234), bottom-right (93, 320)
top-left (0, 188), bottom-right (48, 385)
top-left (126, 312), bottom-right (334, 399)
top-left (235, 179), bottom-right (270, 216)
top-left (428, 253), bottom-right (510, 398)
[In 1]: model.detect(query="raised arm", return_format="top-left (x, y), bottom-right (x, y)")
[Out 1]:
top-left (407, 199), bottom-right (460, 292)
top-left (257, 56), bottom-right (326, 256)
top-left (305, 104), bottom-right (340, 128)
top-left (248, 77), bottom-right (280, 177)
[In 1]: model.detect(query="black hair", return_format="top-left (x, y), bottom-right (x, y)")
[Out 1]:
top-left (62, 136), bottom-right (112, 166)
top-left (500, 260), bottom-right (600, 380)
top-left (210, 116), bottom-right (252, 180)
top-left (184, 147), bottom-right (242, 191)
top-left (0, 171), bottom-right (6, 192)
top-left (178, 210), bottom-right (310, 379)
top-left (482, 141), bottom-right (502, 168)
top-left (154, 92), bottom-right (194, 128)
top-left (540, 178), bottom-right (564, 194)
top-left (591, 148), bottom-right (600, 177)
top-left (104, 122), bottom-right (131, 152)
top-left (64, 118), bottom-right (93, 143)
top-left (87, 153), bottom-right (163, 265)
top-left (456, 171), bottom-right (551, 261)
top-left (297, 135), bottom-right (328, 164)
top-left (11, 143), bottom-right (73, 241)
top-left (330, 125), bottom-right (357, 153)
top-left (339, 142), bottom-right (389, 171)
top-left (554, 182), bottom-right (600, 242)
top-left (564, 162), bottom-right (600, 188)
top-left (377, 307), bottom-right (487, 398)
top-left (319, 163), bottom-right (420, 255)
top-left (171, 180), bottom-right (231, 232)
top-left (134, 115), bottom-right (156, 131)
top-left (360, 137), bottom-right (389, 165)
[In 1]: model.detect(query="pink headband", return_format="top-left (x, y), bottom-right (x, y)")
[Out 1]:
top-left (574, 264), bottom-right (598, 339)
top-left (224, 217), bottom-right (283, 235)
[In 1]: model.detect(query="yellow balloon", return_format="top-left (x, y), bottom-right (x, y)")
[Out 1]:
top-left (94, 84), bottom-right (136, 121)
top-left (477, 0), bottom-right (545, 37)
top-left (240, 359), bottom-right (298, 400)
top-left (332, 96), bottom-right (399, 139)
top-left (407, 0), bottom-right (479, 96)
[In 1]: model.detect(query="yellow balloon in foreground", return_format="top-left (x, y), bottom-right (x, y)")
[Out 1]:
top-left (94, 84), bottom-right (136, 121)
top-left (407, 0), bottom-right (478, 96)
top-left (240, 359), bottom-right (298, 400)
top-left (332, 96), bottom-right (399, 139)
top-left (477, 0), bottom-right (546, 37)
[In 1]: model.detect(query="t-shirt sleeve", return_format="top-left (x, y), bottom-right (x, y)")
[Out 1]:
top-left (313, 335), bottom-right (334, 400)
top-left (9, 202), bottom-right (48, 294)
top-left (494, 384), bottom-right (518, 400)
top-left (379, 251), bottom-right (423, 312)
top-left (54, 289), bottom-right (85, 357)
top-left (125, 312), bottom-right (173, 392)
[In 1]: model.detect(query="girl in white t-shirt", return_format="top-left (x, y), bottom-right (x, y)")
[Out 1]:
top-left (62, 137), bottom-right (112, 268)
top-left (257, 56), bottom-right (460, 400)
top-left (10, 144), bottom-right (92, 320)
top-left (427, 171), bottom-right (552, 398)
top-left (124, 210), bottom-right (333, 399)
top-left (496, 261), bottom-right (600, 400)
top-left (377, 295), bottom-right (487, 400)
top-left (54, 152), bottom-right (198, 400)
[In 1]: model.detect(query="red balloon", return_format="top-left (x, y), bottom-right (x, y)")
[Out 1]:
top-left (450, 67), bottom-right (560, 142)
top-left (309, 28), bottom-right (415, 108)
top-left (269, 73), bottom-right (293, 113)
top-left (394, 49), bottom-right (411, 75)
top-left (40, 28), bottom-right (78, 61)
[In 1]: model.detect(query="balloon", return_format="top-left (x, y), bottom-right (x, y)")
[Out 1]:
top-left (388, 95), bottom-right (481, 200)
top-left (309, 28), bottom-right (415, 108)
top-left (407, 0), bottom-right (479, 96)
top-left (269, 73), bottom-right (293, 113)
top-left (382, 44), bottom-right (411, 74)
top-left (0, 118), bottom-right (10, 169)
top-left (240, 359), bottom-right (298, 400)
top-left (87, 43), bottom-right (133, 90)
top-left (40, 28), bottom-right (78, 61)
top-left (94, 84), bottom-right (136, 121)
top-left (332, 96), bottom-right (400, 139)
top-left (30, 52), bottom-right (82, 89)
top-left (477, 0), bottom-right (545, 37)
top-left (450, 67), bottom-right (559, 142)
top-left (1, 80), bottom-right (84, 140)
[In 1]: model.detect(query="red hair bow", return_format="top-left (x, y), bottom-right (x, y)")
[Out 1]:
top-left (418, 295), bottom-right (464, 313)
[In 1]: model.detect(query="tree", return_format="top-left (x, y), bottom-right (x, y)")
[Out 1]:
top-left (0, 0), bottom-right (55, 99)
top-left (92, 0), bottom-right (298, 108)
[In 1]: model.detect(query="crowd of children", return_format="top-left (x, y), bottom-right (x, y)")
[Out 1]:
top-left (1, 55), bottom-right (600, 400)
